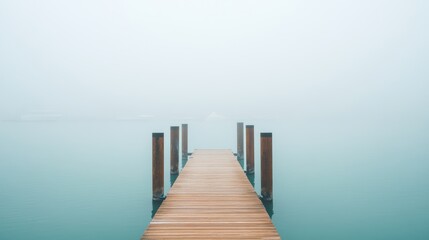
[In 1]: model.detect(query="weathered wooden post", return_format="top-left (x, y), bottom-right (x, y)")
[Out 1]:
top-left (237, 122), bottom-right (244, 159)
top-left (170, 126), bottom-right (179, 175)
top-left (182, 124), bottom-right (188, 158)
top-left (152, 133), bottom-right (164, 200)
top-left (261, 133), bottom-right (273, 201)
top-left (246, 125), bottom-right (254, 174)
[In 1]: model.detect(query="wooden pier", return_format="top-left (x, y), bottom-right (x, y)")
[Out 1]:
top-left (142, 149), bottom-right (280, 239)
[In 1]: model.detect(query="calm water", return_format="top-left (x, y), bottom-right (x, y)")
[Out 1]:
top-left (1, 120), bottom-right (428, 239)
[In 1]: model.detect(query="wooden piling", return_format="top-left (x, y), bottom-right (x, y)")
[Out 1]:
top-left (261, 133), bottom-right (273, 201)
top-left (182, 124), bottom-right (188, 158)
top-left (170, 126), bottom-right (179, 175)
top-left (237, 122), bottom-right (244, 159)
top-left (246, 125), bottom-right (254, 174)
top-left (152, 133), bottom-right (164, 200)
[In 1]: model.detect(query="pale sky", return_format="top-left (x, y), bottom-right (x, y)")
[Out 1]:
top-left (0, 0), bottom-right (428, 122)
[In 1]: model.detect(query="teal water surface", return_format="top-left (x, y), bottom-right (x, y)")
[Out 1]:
top-left (1, 120), bottom-right (428, 239)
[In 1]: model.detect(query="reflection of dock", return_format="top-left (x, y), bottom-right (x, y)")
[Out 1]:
top-left (141, 149), bottom-right (280, 239)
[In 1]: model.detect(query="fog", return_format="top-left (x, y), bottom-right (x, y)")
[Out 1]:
top-left (0, 0), bottom-right (428, 123)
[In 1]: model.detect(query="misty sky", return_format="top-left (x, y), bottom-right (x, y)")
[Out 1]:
top-left (0, 0), bottom-right (428, 121)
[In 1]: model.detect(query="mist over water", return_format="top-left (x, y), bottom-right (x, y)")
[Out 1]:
top-left (1, 0), bottom-right (428, 122)
top-left (1, 0), bottom-right (429, 239)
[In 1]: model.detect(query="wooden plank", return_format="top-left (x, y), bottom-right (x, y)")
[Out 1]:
top-left (142, 149), bottom-right (280, 239)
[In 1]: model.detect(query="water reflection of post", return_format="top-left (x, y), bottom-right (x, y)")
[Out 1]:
top-left (151, 199), bottom-right (163, 218)
top-left (182, 156), bottom-right (188, 168)
top-left (238, 158), bottom-right (244, 169)
top-left (246, 172), bottom-right (255, 187)
top-left (170, 173), bottom-right (178, 187)
top-left (260, 198), bottom-right (274, 219)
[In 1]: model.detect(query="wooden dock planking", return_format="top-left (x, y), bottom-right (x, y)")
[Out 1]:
top-left (142, 149), bottom-right (280, 239)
